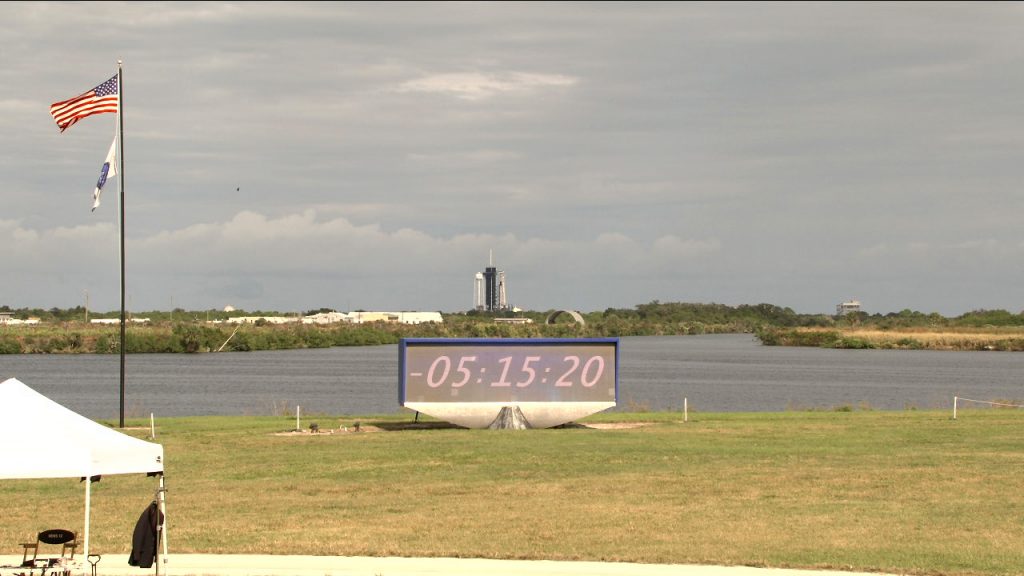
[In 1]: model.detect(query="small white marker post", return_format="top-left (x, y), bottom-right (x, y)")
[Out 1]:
top-left (150, 413), bottom-right (156, 439)
top-left (684, 397), bottom-right (688, 423)
top-left (953, 396), bottom-right (958, 420)
top-left (296, 405), bottom-right (301, 431)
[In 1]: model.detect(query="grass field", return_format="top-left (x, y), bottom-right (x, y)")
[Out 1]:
top-left (1, 409), bottom-right (1022, 575)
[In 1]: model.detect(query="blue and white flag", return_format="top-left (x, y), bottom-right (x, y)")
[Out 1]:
top-left (93, 136), bottom-right (117, 211)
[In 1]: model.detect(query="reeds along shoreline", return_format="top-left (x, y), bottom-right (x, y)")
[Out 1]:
top-left (756, 327), bottom-right (1024, 351)
top-left (7, 321), bottom-right (1024, 354)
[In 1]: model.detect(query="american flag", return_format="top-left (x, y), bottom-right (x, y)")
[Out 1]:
top-left (50, 75), bottom-right (119, 132)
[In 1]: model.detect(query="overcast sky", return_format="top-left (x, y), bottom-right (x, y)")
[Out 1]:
top-left (3, 2), bottom-right (1023, 316)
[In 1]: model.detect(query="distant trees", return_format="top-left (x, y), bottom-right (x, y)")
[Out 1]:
top-left (952, 309), bottom-right (1024, 327)
top-left (4, 302), bottom-right (1024, 355)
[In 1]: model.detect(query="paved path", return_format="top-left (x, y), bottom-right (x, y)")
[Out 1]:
top-left (4, 554), bottom-right (901, 576)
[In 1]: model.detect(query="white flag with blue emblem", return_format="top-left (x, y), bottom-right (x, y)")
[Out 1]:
top-left (93, 136), bottom-right (117, 211)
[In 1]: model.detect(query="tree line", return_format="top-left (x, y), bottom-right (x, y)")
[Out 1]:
top-left (3, 301), bottom-right (1024, 354)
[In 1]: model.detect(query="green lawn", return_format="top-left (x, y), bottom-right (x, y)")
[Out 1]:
top-left (2, 409), bottom-right (1022, 575)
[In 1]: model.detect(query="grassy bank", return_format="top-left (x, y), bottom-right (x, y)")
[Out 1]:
top-left (757, 326), bottom-right (1024, 351)
top-left (0, 322), bottom-right (405, 354)
top-left (1, 410), bottom-right (1022, 574)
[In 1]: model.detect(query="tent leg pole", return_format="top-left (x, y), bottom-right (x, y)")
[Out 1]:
top-left (83, 477), bottom-right (92, 560)
top-left (158, 475), bottom-right (168, 575)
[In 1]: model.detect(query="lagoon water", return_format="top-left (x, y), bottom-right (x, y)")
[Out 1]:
top-left (2, 334), bottom-right (1022, 420)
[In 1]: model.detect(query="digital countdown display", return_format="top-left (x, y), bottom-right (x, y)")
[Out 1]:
top-left (399, 338), bottom-right (619, 428)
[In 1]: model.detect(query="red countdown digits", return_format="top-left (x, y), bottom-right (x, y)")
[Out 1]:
top-left (399, 338), bottom-right (619, 428)
top-left (401, 339), bottom-right (617, 404)
top-left (423, 354), bottom-right (607, 389)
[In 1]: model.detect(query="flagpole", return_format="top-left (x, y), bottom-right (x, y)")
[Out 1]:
top-left (117, 60), bottom-right (126, 429)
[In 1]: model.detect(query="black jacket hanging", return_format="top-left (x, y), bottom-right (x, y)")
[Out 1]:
top-left (128, 501), bottom-right (163, 568)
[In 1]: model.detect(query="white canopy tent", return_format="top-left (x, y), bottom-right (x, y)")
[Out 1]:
top-left (0, 377), bottom-right (166, 570)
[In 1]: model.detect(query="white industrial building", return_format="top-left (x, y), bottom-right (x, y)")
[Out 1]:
top-left (304, 311), bottom-right (443, 325)
top-left (836, 300), bottom-right (862, 316)
top-left (0, 313), bottom-right (39, 326)
top-left (213, 311), bottom-right (444, 325)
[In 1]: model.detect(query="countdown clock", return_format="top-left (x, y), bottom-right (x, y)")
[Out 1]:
top-left (399, 338), bottom-right (618, 429)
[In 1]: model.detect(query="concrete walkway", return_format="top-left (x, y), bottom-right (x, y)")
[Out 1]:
top-left (3, 554), bottom-right (902, 576)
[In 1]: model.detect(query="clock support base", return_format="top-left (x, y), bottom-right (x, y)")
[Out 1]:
top-left (487, 406), bottom-right (532, 430)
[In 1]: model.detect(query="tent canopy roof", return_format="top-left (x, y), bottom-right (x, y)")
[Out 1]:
top-left (0, 378), bottom-right (164, 480)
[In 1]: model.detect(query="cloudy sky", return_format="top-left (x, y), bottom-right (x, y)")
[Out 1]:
top-left (3, 2), bottom-right (1023, 316)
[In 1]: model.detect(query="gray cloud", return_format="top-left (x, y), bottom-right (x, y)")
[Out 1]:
top-left (3, 2), bottom-right (1023, 316)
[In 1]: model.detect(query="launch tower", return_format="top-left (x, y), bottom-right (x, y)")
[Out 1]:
top-left (474, 251), bottom-right (508, 311)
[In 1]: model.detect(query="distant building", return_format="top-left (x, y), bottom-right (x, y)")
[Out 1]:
top-left (494, 317), bottom-right (533, 325)
top-left (302, 312), bottom-right (351, 325)
top-left (836, 300), bottom-right (862, 316)
top-left (225, 316), bottom-right (297, 325)
top-left (474, 251), bottom-right (509, 312)
top-left (340, 311), bottom-right (443, 325)
top-left (0, 313), bottom-right (38, 326)
top-left (90, 318), bottom-right (152, 324)
top-left (213, 311), bottom-right (442, 326)
top-left (301, 311), bottom-right (443, 325)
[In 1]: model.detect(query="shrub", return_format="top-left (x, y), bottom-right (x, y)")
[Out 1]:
top-left (0, 336), bottom-right (23, 354)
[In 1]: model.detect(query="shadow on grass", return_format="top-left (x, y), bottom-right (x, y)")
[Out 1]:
top-left (369, 420), bottom-right (466, 431)
top-left (367, 419), bottom-right (595, 431)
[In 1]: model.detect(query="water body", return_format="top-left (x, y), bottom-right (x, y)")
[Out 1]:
top-left (2, 334), bottom-right (1021, 419)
